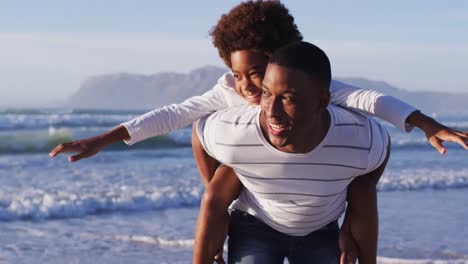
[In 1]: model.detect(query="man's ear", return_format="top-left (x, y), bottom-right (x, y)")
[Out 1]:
top-left (263, 51), bottom-right (272, 59)
top-left (319, 90), bottom-right (330, 110)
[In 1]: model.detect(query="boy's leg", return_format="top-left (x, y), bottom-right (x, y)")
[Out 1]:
top-left (345, 143), bottom-right (391, 264)
top-left (193, 166), bottom-right (243, 264)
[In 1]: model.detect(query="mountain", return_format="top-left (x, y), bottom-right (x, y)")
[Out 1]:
top-left (68, 66), bottom-right (227, 110)
top-left (336, 77), bottom-right (468, 115)
top-left (68, 66), bottom-right (468, 115)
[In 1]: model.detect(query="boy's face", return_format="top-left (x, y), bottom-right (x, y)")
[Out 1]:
top-left (230, 50), bottom-right (269, 105)
top-left (260, 63), bottom-right (329, 152)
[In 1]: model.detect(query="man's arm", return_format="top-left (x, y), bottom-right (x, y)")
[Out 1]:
top-left (192, 124), bottom-right (220, 187)
top-left (191, 123), bottom-right (243, 264)
top-left (344, 139), bottom-right (391, 264)
top-left (193, 166), bottom-right (242, 264)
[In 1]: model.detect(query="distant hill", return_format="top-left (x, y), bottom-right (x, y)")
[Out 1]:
top-left (68, 66), bottom-right (227, 110)
top-left (68, 66), bottom-right (468, 115)
top-left (335, 77), bottom-right (468, 115)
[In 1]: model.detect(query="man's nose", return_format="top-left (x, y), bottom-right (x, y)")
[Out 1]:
top-left (266, 96), bottom-right (283, 118)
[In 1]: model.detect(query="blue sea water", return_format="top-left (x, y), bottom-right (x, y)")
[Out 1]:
top-left (0, 109), bottom-right (467, 263)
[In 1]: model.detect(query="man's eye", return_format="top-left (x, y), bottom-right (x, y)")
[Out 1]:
top-left (262, 90), bottom-right (271, 96)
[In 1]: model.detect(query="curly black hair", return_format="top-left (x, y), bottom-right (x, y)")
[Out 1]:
top-left (210, 0), bottom-right (303, 68)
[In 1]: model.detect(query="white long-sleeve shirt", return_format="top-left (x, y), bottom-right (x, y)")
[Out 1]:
top-left (121, 72), bottom-right (417, 145)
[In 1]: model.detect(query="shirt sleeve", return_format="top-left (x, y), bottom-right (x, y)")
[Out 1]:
top-left (329, 80), bottom-right (418, 132)
top-left (194, 114), bottom-right (216, 158)
top-left (120, 80), bottom-right (229, 145)
top-left (366, 119), bottom-right (391, 173)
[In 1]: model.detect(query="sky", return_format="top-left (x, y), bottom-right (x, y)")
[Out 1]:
top-left (1, 0), bottom-right (467, 107)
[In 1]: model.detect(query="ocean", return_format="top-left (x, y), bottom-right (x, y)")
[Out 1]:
top-left (0, 109), bottom-right (467, 263)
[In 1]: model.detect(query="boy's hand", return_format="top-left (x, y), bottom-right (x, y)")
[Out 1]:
top-left (49, 137), bottom-right (105, 162)
top-left (406, 111), bottom-right (468, 154)
top-left (425, 125), bottom-right (468, 155)
top-left (339, 224), bottom-right (358, 264)
top-left (49, 125), bottom-right (130, 162)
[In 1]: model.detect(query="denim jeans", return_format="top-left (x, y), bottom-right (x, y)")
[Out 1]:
top-left (228, 210), bottom-right (340, 264)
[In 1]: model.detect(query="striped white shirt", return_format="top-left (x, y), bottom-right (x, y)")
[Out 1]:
top-left (196, 105), bottom-right (390, 236)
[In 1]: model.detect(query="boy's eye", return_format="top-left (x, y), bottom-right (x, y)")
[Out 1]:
top-left (250, 71), bottom-right (264, 78)
top-left (262, 90), bottom-right (271, 96)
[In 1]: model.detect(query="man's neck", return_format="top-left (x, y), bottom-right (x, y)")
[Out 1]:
top-left (292, 109), bottom-right (331, 153)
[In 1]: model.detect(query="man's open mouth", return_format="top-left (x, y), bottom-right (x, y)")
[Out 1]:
top-left (268, 122), bottom-right (289, 136)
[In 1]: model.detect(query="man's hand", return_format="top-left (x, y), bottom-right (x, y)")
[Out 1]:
top-left (339, 219), bottom-right (358, 264)
top-left (213, 246), bottom-right (225, 264)
top-left (406, 111), bottom-right (468, 154)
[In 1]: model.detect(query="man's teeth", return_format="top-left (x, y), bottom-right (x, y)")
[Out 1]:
top-left (270, 124), bottom-right (286, 130)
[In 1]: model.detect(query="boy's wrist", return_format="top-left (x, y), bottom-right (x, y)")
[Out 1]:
top-left (95, 126), bottom-right (130, 148)
top-left (406, 111), bottom-right (438, 132)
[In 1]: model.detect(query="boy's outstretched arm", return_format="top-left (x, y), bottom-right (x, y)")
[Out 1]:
top-left (49, 125), bottom-right (130, 162)
top-left (344, 141), bottom-right (391, 264)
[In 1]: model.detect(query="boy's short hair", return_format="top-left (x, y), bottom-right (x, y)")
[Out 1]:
top-left (210, 0), bottom-right (303, 68)
top-left (269, 41), bottom-right (331, 90)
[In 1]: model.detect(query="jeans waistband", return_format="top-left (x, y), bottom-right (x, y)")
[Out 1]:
top-left (230, 210), bottom-right (338, 231)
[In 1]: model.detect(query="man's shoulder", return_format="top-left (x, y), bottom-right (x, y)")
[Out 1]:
top-left (198, 105), bottom-right (259, 144)
top-left (207, 105), bottom-right (259, 124)
top-left (329, 105), bottom-right (369, 127)
top-left (328, 105), bottom-right (386, 148)
top-left (196, 105), bottom-right (262, 161)
top-left (327, 105), bottom-right (389, 171)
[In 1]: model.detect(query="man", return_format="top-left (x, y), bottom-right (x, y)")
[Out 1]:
top-left (195, 41), bottom-right (390, 263)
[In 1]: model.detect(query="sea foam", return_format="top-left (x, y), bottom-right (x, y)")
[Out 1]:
top-left (378, 169), bottom-right (468, 191)
top-left (0, 186), bottom-right (203, 221)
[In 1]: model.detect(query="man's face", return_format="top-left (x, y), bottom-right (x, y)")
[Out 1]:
top-left (260, 63), bottom-right (329, 152)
